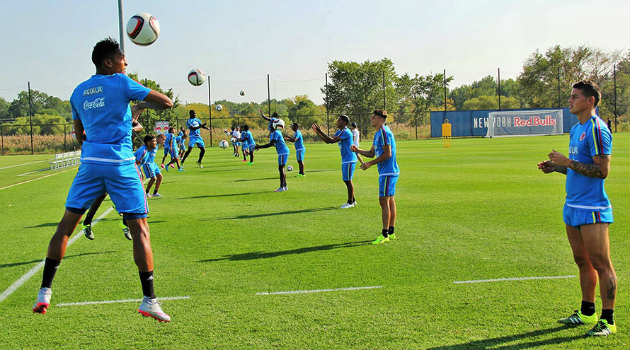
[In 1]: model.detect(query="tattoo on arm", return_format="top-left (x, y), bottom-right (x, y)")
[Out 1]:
top-left (554, 165), bottom-right (567, 174)
top-left (569, 160), bottom-right (604, 178)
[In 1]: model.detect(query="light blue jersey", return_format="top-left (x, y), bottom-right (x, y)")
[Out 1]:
top-left (294, 130), bottom-right (305, 151)
top-left (565, 115), bottom-right (611, 209)
top-left (373, 125), bottom-right (400, 177)
top-left (187, 117), bottom-right (203, 137)
top-left (334, 127), bottom-right (357, 164)
top-left (134, 145), bottom-right (150, 165)
top-left (270, 130), bottom-right (290, 155)
top-left (242, 130), bottom-right (256, 147)
top-left (70, 74), bottom-right (150, 165)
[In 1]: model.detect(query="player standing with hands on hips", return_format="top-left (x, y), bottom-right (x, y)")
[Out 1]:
top-left (32, 38), bottom-right (174, 322)
top-left (537, 81), bottom-right (617, 336)
top-left (352, 110), bottom-right (399, 245)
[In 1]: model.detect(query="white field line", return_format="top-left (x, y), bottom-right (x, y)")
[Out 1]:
top-left (0, 160), bottom-right (46, 170)
top-left (453, 275), bottom-right (576, 284)
top-left (17, 170), bottom-right (41, 177)
top-left (57, 296), bottom-right (190, 307)
top-left (0, 207), bottom-right (114, 304)
top-left (256, 286), bottom-right (383, 296)
top-left (0, 168), bottom-right (75, 190)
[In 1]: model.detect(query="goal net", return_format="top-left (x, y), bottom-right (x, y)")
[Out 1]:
top-left (485, 109), bottom-right (563, 137)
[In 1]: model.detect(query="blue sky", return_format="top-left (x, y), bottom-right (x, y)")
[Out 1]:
top-left (0, 0), bottom-right (628, 104)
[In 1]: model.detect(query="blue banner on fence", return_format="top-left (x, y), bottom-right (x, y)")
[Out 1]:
top-left (430, 108), bottom-right (580, 137)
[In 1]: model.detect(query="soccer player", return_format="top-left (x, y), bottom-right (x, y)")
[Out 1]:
top-left (312, 115), bottom-right (357, 208)
top-left (136, 134), bottom-right (163, 197)
top-left (181, 110), bottom-right (209, 168)
top-left (239, 124), bottom-right (256, 164)
top-left (352, 110), bottom-right (399, 244)
top-left (255, 119), bottom-right (289, 192)
top-left (32, 38), bottom-right (173, 322)
top-left (164, 127), bottom-right (183, 172)
top-left (537, 81), bottom-right (617, 336)
top-left (261, 110), bottom-right (279, 135)
top-left (351, 121), bottom-right (364, 166)
top-left (177, 128), bottom-right (187, 160)
top-left (285, 122), bottom-right (305, 176)
top-left (232, 126), bottom-right (241, 158)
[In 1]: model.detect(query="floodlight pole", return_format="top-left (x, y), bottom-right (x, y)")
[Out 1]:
top-left (497, 67), bottom-right (501, 110)
top-left (208, 75), bottom-right (213, 147)
top-left (118, 0), bottom-right (125, 54)
top-left (613, 64), bottom-right (617, 133)
top-left (382, 71), bottom-right (386, 109)
top-left (28, 81), bottom-right (34, 155)
top-left (443, 69), bottom-right (447, 113)
top-left (267, 74), bottom-right (271, 116)
top-left (325, 73), bottom-right (330, 134)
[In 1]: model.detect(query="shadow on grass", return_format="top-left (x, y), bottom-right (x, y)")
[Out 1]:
top-left (426, 325), bottom-right (585, 350)
top-left (178, 191), bottom-right (268, 200)
top-left (197, 240), bottom-right (371, 262)
top-left (213, 206), bottom-right (337, 220)
top-left (0, 251), bottom-right (117, 269)
top-left (233, 177), bottom-right (278, 182)
top-left (25, 222), bottom-right (59, 228)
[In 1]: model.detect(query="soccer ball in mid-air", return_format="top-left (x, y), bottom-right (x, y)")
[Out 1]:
top-left (215, 104), bottom-right (223, 111)
top-left (188, 69), bottom-right (205, 86)
top-left (272, 119), bottom-right (285, 129)
top-left (239, 90), bottom-right (245, 96)
top-left (287, 165), bottom-right (293, 171)
top-left (219, 140), bottom-right (229, 149)
top-left (126, 13), bottom-right (160, 46)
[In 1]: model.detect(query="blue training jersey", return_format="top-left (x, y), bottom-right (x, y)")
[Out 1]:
top-left (70, 73), bottom-right (150, 165)
top-left (165, 133), bottom-right (176, 150)
top-left (270, 130), bottom-right (290, 155)
top-left (187, 118), bottom-right (203, 137)
top-left (147, 145), bottom-right (157, 164)
top-left (134, 145), bottom-right (149, 165)
top-left (294, 130), bottom-right (305, 150)
top-left (373, 125), bottom-right (400, 177)
top-left (334, 127), bottom-right (357, 163)
top-left (565, 115), bottom-right (611, 209)
top-left (243, 130), bottom-right (255, 146)
top-left (176, 135), bottom-right (184, 147)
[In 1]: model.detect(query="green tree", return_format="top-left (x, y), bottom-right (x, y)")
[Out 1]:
top-left (0, 97), bottom-right (9, 120)
top-left (462, 95), bottom-right (520, 110)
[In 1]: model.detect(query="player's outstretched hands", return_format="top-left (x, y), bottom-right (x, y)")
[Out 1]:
top-left (537, 160), bottom-right (555, 173)
top-left (360, 162), bottom-right (370, 171)
top-left (311, 123), bottom-right (320, 132)
top-left (350, 145), bottom-right (359, 153)
top-left (548, 149), bottom-right (570, 167)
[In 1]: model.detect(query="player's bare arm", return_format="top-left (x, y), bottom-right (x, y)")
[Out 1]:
top-left (255, 140), bottom-right (275, 150)
top-left (537, 160), bottom-right (567, 175)
top-left (548, 150), bottom-right (610, 179)
top-left (361, 145), bottom-right (391, 170)
top-left (141, 90), bottom-right (173, 110)
top-left (311, 124), bottom-right (339, 144)
top-left (73, 119), bottom-right (85, 146)
top-left (351, 144), bottom-right (375, 158)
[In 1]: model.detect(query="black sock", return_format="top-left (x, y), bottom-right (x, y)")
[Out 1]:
top-left (581, 301), bottom-right (595, 316)
top-left (381, 229), bottom-right (389, 238)
top-left (601, 309), bottom-right (614, 325)
top-left (388, 226), bottom-right (395, 235)
top-left (139, 271), bottom-right (156, 299)
top-left (41, 258), bottom-right (60, 289)
top-left (153, 190), bottom-right (157, 195)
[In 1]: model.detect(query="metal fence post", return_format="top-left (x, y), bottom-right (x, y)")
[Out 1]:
top-left (1, 125), bottom-right (3, 154)
top-left (64, 123), bottom-right (67, 152)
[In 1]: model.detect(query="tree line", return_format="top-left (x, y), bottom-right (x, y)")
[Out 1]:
top-left (1, 45), bottom-right (628, 137)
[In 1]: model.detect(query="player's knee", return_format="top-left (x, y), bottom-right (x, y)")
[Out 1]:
top-left (572, 254), bottom-right (591, 269)
top-left (588, 254), bottom-right (612, 273)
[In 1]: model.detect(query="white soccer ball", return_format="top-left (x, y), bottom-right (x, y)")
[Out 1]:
top-left (219, 140), bottom-right (229, 149)
top-left (215, 104), bottom-right (223, 111)
top-left (287, 165), bottom-right (293, 171)
top-left (188, 69), bottom-right (205, 86)
top-left (126, 13), bottom-right (160, 46)
top-left (273, 119), bottom-right (285, 129)
top-left (239, 90), bottom-right (245, 96)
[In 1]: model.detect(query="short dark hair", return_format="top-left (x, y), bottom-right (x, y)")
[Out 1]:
top-left (351, 122), bottom-right (357, 128)
top-left (189, 110), bottom-right (196, 117)
top-left (143, 135), bottom-right (155, 144)
top-left (338, 114), bottom-right (350, 125)
top-left (373, 110), bottom-right (388, 119)
top-left (271, 112), bottom-right (279, 118)
top-left (91, 37), bottom-right (122, 67)
top-left (573, 80), bottom-right (601, 107)
top-left (242, 124), bottom-right (249, 131)
top-left (292, 122), bottom-right (299, 129)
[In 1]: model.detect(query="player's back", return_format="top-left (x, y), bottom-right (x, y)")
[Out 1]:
top-left (70, 73), bottom-right (149, 165)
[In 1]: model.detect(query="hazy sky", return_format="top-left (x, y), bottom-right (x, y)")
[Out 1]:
top-left (1, 0), bottom-right (628, 104)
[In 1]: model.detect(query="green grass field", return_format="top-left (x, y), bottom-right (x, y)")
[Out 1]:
top-left (0, 135), bottom-right (628, 349)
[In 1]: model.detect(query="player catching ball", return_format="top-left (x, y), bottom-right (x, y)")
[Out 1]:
top-left (255, 119), bottom-right (290, 192)
top-left (351, 110), bottom-right (399, 244)
top-left (312, 115), bottom-right (357, 208)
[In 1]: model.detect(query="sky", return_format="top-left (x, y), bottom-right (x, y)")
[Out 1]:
top-left (0, 0), bottom-right (628, 105)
